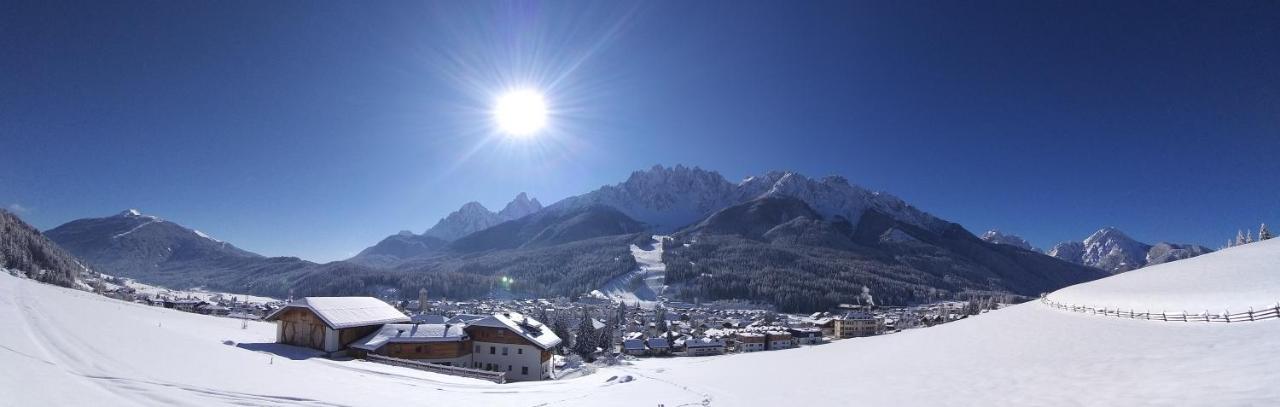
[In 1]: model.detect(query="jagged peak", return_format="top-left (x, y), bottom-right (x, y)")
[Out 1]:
top-left (457, 201), bottom-right (491, 213)
top-left (1085, 226), bottom-right (1135, 243)
top-left (117, 209), bottom-right (142, 217)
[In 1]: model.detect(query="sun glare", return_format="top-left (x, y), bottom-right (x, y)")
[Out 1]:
top-left (493, 89), bottom-right (548, 136)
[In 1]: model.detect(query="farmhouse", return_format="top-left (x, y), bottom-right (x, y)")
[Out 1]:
top-left (265, 297), bottom-right (410, 353)
top-left (464, 312), bottom-right (561, 381)
top-left (343, 312), bottom-right (561, 381)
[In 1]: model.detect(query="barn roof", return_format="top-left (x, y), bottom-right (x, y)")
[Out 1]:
top-left (467, 312), bottom-right (561, 350)
top-left (265, 297), bottom-right (409, 329)
top-left (350, 323), bottom-right (467, 351)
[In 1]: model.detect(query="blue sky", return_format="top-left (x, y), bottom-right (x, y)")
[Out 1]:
top-left (3, 1), bottom-right (1277, 261)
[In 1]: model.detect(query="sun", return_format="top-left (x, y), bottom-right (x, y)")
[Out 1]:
top-left (493, 89), bottom-right (548, 136)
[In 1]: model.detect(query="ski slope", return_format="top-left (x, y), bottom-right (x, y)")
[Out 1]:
top-left (591, 236), bottom-right (667, 309)
top-left (4, 239), bottom-right (1280, 406)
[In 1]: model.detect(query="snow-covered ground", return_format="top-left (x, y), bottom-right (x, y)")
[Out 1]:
top-left (4, 239), bottom-right (1280, 406)
top-left (591, 235), bottom-right (667, 309)
top-left (1049, 238), bottom-right (1280, 312)
top-left (119, 278), bottom-right (281, 305)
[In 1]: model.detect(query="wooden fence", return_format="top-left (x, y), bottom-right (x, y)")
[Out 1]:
top-left (366, 354), bottom-right (507, 383)
top-left (1040, 297), bottom-right (1280, 323)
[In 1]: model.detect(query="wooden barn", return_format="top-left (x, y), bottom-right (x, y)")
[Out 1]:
top-left (265, 297), bottom-right (410, 353)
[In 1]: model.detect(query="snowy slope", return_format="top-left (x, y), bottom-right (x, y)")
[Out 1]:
top-left (5, 236), bottom-right (1280, 407)
top-left (1048, 238), bottom-right (1280, 312)
top-left (591, 236), bottom-right (667, 309)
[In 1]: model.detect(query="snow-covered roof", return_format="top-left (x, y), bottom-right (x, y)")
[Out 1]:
top-left (684, 337), bottom-right (725, 348)
top-left (646, 338), bottom-right (669, 348)
top-left (265, 297), bottom-right (409, 329)
top-left (412, 314), bottom-right (447, 324)
top-left (839, 311), bottom-right (876, 321)
top-left (622, 339), bottom-right (646, 350)
top-left (466, 312), bottom-right (561, 350)
top-left (350, 323), bottom-right (467, 351)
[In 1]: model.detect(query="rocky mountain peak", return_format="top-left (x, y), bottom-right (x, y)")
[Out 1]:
top-left (980, 229), bottom-right (1036, 251)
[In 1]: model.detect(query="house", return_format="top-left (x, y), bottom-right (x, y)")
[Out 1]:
top-left (788, 327), bottom-right (823, 345)
top-left (834, 311), bottom-right (883, 338)
top-left (764, 331), bottom-right (794, 350)
top-left (736, 332), bottom-right (766, 352)
top-left (464, 312), bottom-right (562, 381)
top-left (646, 337), bottom-right (671, 356)
top-left (680, 337), bottom-right (725, 356)
top-left (348, 312), bottom-right (561, 382)
top-left (265, 297), bottom-right (410, 353)
top-left (622, 339), bottom-right (647, 356)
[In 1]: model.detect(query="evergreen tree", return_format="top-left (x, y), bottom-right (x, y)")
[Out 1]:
top-left (1246, 230), bottom-right (1254, 244)
top-left (655, 306), bottom-right (669, 333)
top-left (1235, 230), bottom-right (1248, 246)
top-left (551, 313), bottom-right (572, 354)
top-left (573, 308), bottom-right (597, 361)
top-left (1261, 223), bottom-right (1274, 241)
top-left (615, 302), bottom-right (628, 326)
top-left (599, 314), bottom-right (617, 354)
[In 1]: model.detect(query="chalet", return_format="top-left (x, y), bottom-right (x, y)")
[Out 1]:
top-left (646, 337), bottom-right (671, 356)
top-left (834, 311), bottom-right (884, 338)
top-left (764, 331), bottom-right (794, 350)
top-left (265, 297), bottom-right (410, 353)
top-left (347, 312), bottom-right (561, 382)
top-left (736, 332), bottom-right (766, 352)
top-left (787, 327), bottom-right (823, 345)
top-left (680, 337), bottom-right (725, 356)
top-left (622, 338), bottom-right (647, 356)
top-left (465, 313), bottom-right (561, 381)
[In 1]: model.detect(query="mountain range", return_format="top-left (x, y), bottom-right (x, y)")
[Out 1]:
top-left (32, 165), bottom-right (1214, 311)
top-left (1047, 227), bottom-right (1212, 273)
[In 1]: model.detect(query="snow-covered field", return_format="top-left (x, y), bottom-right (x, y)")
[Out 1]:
top-left (591, 235), bottom-right (667, 309)
top-left (118, 277), bottom-right (281, 305)
top-left (4, 240), bottom-right (1280, 406)
top-left (1049, 238), bottom-right (1280, 312)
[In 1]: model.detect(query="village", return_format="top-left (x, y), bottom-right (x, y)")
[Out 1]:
top-left (93, 275), bottom-right (1000, 383)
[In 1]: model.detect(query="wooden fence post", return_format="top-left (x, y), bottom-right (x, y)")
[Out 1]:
top-left (1225, 310), bottom-right (1231, 323)
top-left (1249, 307), bottom-right (1254, 322)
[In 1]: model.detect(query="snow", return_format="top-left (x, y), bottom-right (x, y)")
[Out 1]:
top-left (350, 323), bottom-right (467, 351)
top-left (266, 297), bottom-right (410, 329)
top-left (119, 277), bottom-right (280, 305)
top-left (594, 236), bottom-right (667, 309)
top-left (111, 219), bottom-right (160, 239)
top-left (465, 312), bottom-right (562, 350)
top-left (4, 238), bottom-right (1280, 406)
top-left (192, 229), bottom-right (223, 243)
top-left (1048, 238), bottom-right (1280, 312)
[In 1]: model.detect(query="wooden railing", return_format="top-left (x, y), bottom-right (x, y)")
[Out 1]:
top-left (1040, 297), bottom-right (1280, 323)
top-left (366, 354), bottom-right (507, 383)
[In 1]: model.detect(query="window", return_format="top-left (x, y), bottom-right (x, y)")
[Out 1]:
top-left (475, 345), bottom-right (480, 352)
top-left (490, 346), bottom-right (495, 354)
top-left (517, 348), bottom-right (523, 355)
top-left (507, 365), bottom-right (512, 371)
top-left (502, 347), bottom-right (508, 356)
top-left (522, 366), bottom-right (529, 375)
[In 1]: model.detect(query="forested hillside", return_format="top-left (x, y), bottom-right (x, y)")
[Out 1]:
top-left (1, 210), bottom-right (86, 287)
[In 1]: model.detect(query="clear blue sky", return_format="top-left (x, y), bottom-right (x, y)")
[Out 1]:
top-left (3, 1), bottom-right (1278, 261)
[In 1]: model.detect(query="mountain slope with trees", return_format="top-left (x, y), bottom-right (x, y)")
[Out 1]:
top-left (1, 209), bottom-right (87, 287)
